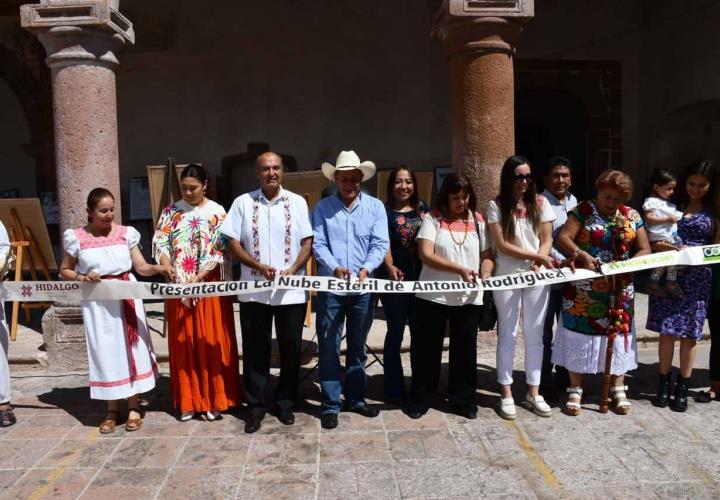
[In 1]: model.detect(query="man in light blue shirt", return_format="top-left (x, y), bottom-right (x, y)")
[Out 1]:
top-left (540, 156), bottom-right (577, 399)
top-left (312, 150), bottom-right (389, 429)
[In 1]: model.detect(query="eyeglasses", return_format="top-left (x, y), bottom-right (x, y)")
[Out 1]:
top-left (513, 174), bottom-right (534, 184)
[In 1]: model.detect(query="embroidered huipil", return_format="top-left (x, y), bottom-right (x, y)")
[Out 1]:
top-left (152, 199), bottom-right (227, 284)
top-left (312, 192), bottom-right (389, 294)
top-left (63, 225), bottom-right (157, 400)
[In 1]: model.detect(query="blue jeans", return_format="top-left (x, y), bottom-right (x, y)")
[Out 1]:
top-left (316, 292), bottom-right (374, 414)
top-left (541, 288), bottom-right (568, 386)
top-left (380, 293), bottom-right (417, 399)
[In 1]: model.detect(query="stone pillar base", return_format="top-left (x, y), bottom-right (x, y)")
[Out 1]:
top-left (41, 302), bottom-right (88, 372)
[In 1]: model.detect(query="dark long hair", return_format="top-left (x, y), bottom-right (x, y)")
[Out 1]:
top-left (675, 160), bottom-right (718, 242)
top-left (180, 163), bottom-right (208, 184)
top-left (180, 163), bottom-right (212, 198)
top-left (498, 155), bottom-right (540, 242)
top-left (436, 173), bottom-right (477, 218)
top-left (676, 160), bottom-right (715, 210)
top-left (385, 165), bottom-right (420, 210)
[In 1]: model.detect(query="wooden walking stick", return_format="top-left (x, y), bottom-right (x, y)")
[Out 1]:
top-left (599, 275), bottom-right (618, 413)
top-left (599, 273), bottom-right (629, 413)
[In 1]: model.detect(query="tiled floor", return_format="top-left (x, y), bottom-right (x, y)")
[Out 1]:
top-left (2, 345), bottom-right (720, 499)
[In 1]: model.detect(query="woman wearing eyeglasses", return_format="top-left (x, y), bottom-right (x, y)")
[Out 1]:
top-left (486, 155), bottom-right (557, 420)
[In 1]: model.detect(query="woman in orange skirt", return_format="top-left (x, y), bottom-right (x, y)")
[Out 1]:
top-left (153, 164), bottom-right (241, 421)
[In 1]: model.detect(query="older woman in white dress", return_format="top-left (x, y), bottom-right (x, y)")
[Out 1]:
top-left (60, 188), bottom-right (174, 433)
top-left (552, 170), bottom-right (650, 416)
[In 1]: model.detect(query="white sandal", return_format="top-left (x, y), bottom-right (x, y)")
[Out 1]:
top-left (498, 397), bottom-right (517, 420)
top-left (610, 385), bottom-right (631, 415)
top-left (564, 387), bottom-right (583, 416)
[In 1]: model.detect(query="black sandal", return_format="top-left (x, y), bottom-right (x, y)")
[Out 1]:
top-left (697, 390), bottom-right (718, 403)
top-left (0, 406), bottom-right (16, 427)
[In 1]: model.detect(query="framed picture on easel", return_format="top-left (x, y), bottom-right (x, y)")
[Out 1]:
top-left (0, 198), bottom-right (56, 340)
top-left (0, 198), bottom-right (57, 273)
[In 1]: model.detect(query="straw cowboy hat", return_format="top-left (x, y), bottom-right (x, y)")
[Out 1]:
top-left (321, 150), bottom-right (376, 182)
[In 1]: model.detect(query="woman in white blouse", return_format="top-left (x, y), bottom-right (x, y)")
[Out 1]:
top-left (406, 173), bottom-right (494, 420)
top-left (487, 155), bottom-right (557, 420)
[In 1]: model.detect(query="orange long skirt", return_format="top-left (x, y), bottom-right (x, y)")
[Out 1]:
top-left (167, 292), bottom-right (241, 413)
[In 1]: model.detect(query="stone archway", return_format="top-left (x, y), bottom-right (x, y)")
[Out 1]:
top-left (516, 60), bottom-right (622, 198)
top-left (0, 29), bottom-right (54, 195)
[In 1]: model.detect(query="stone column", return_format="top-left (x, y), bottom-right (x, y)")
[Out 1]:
top-left (432, 0), bottom-right (533, 207)
top-left (21, 0), bottom-right (134, 233)
top-left (20, 0), bottom-right (133, 371)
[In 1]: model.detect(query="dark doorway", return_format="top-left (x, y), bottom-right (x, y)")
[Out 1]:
top-left (515, 60), bottom-right (623, 202)
top-left (516, 88), bottom-right (588, 200)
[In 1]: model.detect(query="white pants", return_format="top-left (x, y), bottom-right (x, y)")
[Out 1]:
top-left (0, 304), bottom-right (9, 404)
top-left (494, 286), bottom-right (550, 386)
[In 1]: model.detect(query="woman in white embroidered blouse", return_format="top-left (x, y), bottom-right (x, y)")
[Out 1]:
top-left (407, 173), bottom-right (494, 420)
top-left (152, 165), bottom-right (241, 423)
top-left (59, 188), bottom-right (174, 434)
top-left (487, 155), bottom-right (557, 421)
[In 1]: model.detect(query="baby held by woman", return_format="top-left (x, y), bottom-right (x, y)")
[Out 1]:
top-left (643, 168), bottom-right (684, 297)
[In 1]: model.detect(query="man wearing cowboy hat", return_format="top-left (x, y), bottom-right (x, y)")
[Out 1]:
top-left (312, 150), bottom-right (389, 429)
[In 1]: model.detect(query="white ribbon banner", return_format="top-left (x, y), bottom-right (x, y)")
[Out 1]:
top-left (2, 245), bottom-right (718, 302)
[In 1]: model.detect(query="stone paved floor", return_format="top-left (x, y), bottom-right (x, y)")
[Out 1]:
top-left (2, 344), bottom-right (720, 499)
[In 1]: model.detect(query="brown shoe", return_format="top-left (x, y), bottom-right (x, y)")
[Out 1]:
top-left (99, 410), bottom-right (119, 434)
top-left (125, 407), bottom-right (144, 432)
top-left (664, 281), bottom-right (684, 298)
top-left (646, 282), bottom-right (667, 297)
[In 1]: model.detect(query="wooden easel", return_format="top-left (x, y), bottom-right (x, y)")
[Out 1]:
top-left (8, 240), bottom-right (29, 341)
top-left (6, 209), bottom-right (53, 341)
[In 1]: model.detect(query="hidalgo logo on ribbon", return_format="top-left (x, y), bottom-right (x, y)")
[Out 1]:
top-left (703, 245), bottom-right (720, 263)
top-left (21, 285), bottom-right (33, 298)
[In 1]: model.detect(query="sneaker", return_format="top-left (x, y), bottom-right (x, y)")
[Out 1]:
top-left (526, 394), bottom-right (552, 417)
top-left (498, 398), bottom-right (517, 420)
top-left (179, 411), bottom-right (194, 422)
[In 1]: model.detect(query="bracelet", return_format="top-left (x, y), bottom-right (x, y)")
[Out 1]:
top-left (572, 248), bottom-right (582, 258)
top-left (75, 273), bottom-right (84, 281)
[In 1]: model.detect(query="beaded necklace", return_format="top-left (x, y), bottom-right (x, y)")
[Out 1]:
top-left (251, 192), bottom-right (292, 277)
top-left (444, 213), bottom-right (470, 246)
